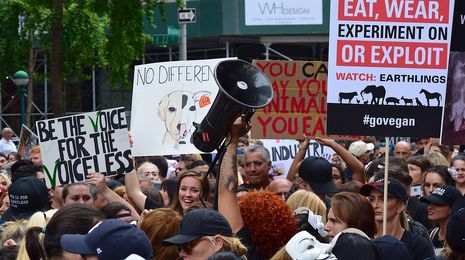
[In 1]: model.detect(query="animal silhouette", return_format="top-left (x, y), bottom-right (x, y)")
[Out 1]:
top-left (364, 100), bottom-right (369, 104)
top-left (415, 97), bottom-right (423, 106)
top-left (385, 97), bottom-right (400, 105)
top-left (360, 85), bottom-right (386, 105)
top-left (339, 92), bottom-right (358, 104)
top-left (401, 96), bottom-right (413, 106)
top-left (356, 99), bottom-right (360, 104)
top-left (419, 89), bottom-right (441, 106)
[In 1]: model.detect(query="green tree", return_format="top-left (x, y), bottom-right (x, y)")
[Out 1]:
top-left (0, 0), bottom-right (171, 123)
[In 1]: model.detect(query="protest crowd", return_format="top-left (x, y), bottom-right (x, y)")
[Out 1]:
top-left (0, 117), bottom-right (465, 260)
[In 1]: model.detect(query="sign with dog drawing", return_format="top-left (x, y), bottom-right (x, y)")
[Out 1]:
top-left (36, 107), bottom-right (133, 188)
top-left (327, 0), bottom-right (455, 137)
top-left (131, 58), bottom-right (235, 156)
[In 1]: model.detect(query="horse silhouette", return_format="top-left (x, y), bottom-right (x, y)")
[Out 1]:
top-left (360, 85), bottom-right (386, 105)
top-left (419, 89), bottom-right (441, 106)
top-left (415, 97), bottom-right (423, 106)
top-left (385, 97), bottom-right (400, 105)
top-left (401, 96), bottom-right (413, 106)
top-left (339, 92), bottom-right (358, 104)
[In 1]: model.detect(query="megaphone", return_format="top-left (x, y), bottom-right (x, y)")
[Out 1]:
top-left (191, 59), bottom-right (273, 152)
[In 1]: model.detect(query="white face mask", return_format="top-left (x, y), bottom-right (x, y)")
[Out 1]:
top-left (285, 231), bottom-right (335, 260)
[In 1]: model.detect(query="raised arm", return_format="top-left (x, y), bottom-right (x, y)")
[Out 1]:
top-left (124, 169), bottom-right (147, 212)
top-left (287, 135), bottom-right (310, 182)
top-left (218, 116), bottom-right (249, 233)
top-left (87, 172), bottom-right (140, 220)
top-left (315, 137), bottom-right (365, 184)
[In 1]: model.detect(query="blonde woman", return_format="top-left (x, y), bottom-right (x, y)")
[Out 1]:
top-left (286, 189), bottom-right (327, 223)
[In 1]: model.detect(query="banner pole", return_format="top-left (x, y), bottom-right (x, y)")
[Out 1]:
top-left (383, 137), bottom-right (390, 235)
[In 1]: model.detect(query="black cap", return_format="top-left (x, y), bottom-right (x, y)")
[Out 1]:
top-left (298, 156), bottom-right (337, 195)
top-left (60, 219), bottom-right (153, 259)
top-left (420, 185), bottom-right (460, 206)
top-left (446, 208), bottom-right (465, 253)
top-left (373, 235), bottom-right (410, 260)
top-left (2, 176), bottom-right (49, 221)
top-left (360, 178), bottom-right (408, 204)
top-left (163, 208), bottom-right (232, 245)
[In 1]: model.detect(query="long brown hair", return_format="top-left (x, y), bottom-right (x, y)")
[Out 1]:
top-left (139, 208), bottom-right (182, 259)
top-left (171, 170), bottom-right (210, 215)
top-left (331, 192), bottom-right (376, 238)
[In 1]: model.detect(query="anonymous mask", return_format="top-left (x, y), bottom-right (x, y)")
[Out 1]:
top-left (285, 231), bottom-right (336, 260)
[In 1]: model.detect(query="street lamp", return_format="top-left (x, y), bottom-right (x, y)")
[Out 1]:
top-left (12, 70), bottom-right (29, 126)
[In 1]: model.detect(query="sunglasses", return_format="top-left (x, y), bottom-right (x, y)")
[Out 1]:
top-left (177, 236), bottom-right (215, 254)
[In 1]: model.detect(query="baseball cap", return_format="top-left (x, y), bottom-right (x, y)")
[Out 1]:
top-left (298, 156), bottom-right (337, 195)
top-left (360, 178), bottom-right (408, 204)
top-left (60, 219), bottom-right (153, 259)
top-left (373, 235), bottom-right (410, 260)
top-left (2, 176), bottom-right (49, 221)
top-left (163, 208), bottom-right (232, 245)
top-left (420, 185), bottom-right (461, 206)
top-left (349, 141), bottom-right (374, 157)
top-left (446, 208), bottom-right (465, 253)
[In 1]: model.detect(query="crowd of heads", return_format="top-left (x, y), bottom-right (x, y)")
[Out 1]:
top-left (1, 124), bottom-right (465, 260)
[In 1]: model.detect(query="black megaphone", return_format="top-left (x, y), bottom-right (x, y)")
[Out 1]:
top-left (191, 59), bottom-right (273, 152)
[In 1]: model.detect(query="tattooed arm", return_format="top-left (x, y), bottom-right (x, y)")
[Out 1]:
top-left (218, 116), bottom-right (249, 233)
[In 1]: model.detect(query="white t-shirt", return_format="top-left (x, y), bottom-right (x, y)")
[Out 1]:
top-left (0, 138), bottom-right (17, 155)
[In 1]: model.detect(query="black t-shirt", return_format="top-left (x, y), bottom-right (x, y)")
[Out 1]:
top-left (143, 197), bottom-right (164, 210)
top-left (452, 195), bottom-right (465, 213)
top-left (236, 226), bottom-right (267, 260)
top-left (401, 229), bottom-right (435, 260)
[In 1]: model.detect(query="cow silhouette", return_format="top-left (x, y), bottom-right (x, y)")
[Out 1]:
top-left (386, 97), bottom-right (400, 105)
top-left (338, 92), bottom-right (358, 104)
top-left (401, 96), bottom-right (413, 106)
top-left (360, 85), bottom-right (386, 105)
top-left (420, 89), bottom-right (441, 106)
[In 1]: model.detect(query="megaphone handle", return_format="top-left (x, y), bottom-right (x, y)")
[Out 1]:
top-left (244, 108), bottom-right (255, 121)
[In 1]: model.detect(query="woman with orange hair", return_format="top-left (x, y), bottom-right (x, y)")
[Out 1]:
top-left (239, 191), bottom-right (298, 258)
top-left (218, 116), bottom-right (298, 259)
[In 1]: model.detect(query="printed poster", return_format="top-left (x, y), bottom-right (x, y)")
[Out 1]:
top-left (36, 107), bottom-right (133, 187)
top-left (441, 0), bottom-right (465, 144)
top-left (251, 60), bottom-right (328, 139)
top-left (262, 139), bottom-right (335, 179)
top-left (130, 58), bottom-right (235, 156)
top-left (18, 124), bottom-right (39, 159)
top-left (327, 0), bottom-right (455, 137)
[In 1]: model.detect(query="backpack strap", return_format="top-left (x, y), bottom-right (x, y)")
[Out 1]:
top-left (429, 227), bottom-right (439, 240)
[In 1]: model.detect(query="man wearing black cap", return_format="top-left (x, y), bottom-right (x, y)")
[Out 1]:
top-left (297, 156), bottom-right (337, 207)
top-left (60, 219), bottom-right (153, 259)
top-left (2, 176), bottom-right (49, 221)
